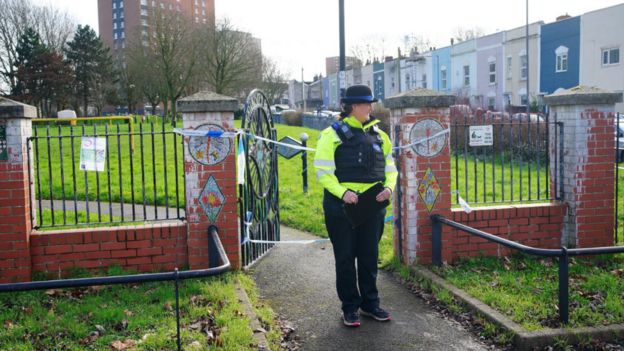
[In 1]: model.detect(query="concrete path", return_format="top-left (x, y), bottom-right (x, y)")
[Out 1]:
top-left (251, 226), bottom-right (491, 351)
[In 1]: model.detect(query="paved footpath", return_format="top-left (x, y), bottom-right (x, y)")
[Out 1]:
top-left (251, 226), bottom-right (491, 351)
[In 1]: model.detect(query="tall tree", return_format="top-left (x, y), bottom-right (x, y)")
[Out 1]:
top-left (0, 0), bottom-right (75, 95)
top-left (37, 50), bottom-right (73, 116)
top-left (143, 8), bottom-right (199, 121)
top-left (261, 56), bottom-right (288, 104)
top-left (201, 18), bottom-right (262, 99)
top-left (12, 27), bottom-right (47, 106)
top-left (65, 25), bottom-right (111, 116)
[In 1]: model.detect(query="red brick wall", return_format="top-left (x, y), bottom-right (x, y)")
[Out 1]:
top-left (443, 203), bottom-right (567, 263)
top-left (30, 222), bottom-right (187, 278)
top-left (0, 125), bottom-right (32, 283)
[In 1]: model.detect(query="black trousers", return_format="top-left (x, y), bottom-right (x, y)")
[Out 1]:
top-left (323, 190), bottom-right (385, 313)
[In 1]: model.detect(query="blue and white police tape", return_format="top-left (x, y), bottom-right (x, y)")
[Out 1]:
top-left (241, 211), bottom-right (329, 245)
top-left (174, 126), bottom-right (450, 154)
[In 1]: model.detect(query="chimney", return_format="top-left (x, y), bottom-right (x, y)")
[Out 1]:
top-left (556, 13), bottom-right (571, 21)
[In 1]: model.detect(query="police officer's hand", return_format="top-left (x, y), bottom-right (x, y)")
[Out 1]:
top-left (376, 187), bottom-right (392, 202)
top-left (342, 190), bottom-right (358, 204)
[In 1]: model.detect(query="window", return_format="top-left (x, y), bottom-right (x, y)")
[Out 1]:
top-left (520, 94), bottom-right (528, 105)
top-left (119, 0), bottom-right (123, 8)
top-left (422, 74), bottom-right (427, 88)
top-left (141, 8), bottom-right (148, 16)
top-left (405, 74), bottom-right (411, 89)
top-left (121, 31), bottom-right (125, 39)
top-left (488, 97), bottom-right (495, 110)
top-left (113, 2), bottom-right (116, 9)
top-left (506, 56), bottom-right (512, 79)
top-left (120, 21), bottom-right (124, 28)
top-left (140, 0), bottom-right (147, 5)
top-left (113, 22), bottom-right (117, 29)
top-left (113, 12), bottom-right (117, 19)
top-left (160, 2), bottom-right (164, 8)
top-left (520, 54), bottom-right (527, 80)
top-left (602, 48), bottom-right (620, 65)
top-left (489, 62), bottom-right (496, 84)
top-left (463, 65), bottom-right (470, 86)
top-left (120, 11), bottom-right (124, 18)
top-left (114, 32), bottom-right (118, 40)
top-left (440, 66), bottom-right (447, 90)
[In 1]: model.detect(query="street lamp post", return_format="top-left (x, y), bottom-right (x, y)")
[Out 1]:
top-left (339, 0), bottom-right (346, 98)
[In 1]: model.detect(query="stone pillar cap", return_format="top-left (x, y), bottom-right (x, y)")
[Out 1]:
top-left (177, 91), bottom-right (239, 113)
top-left (0, 97), bottom-right (37, 119)
top-left (544, 85), bottom-right (623, 106)
top-left (384, 88), bottom-right (456, 109)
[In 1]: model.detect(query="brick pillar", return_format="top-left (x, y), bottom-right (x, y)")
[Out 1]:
top-left (385, 89), bottom-right (455, 265)
top-left (177, 91), bottom-right (240, 269)
top-left (545, 86), bottom-right (623, 248)
top-left (0, 98), bottom-right (36, 282)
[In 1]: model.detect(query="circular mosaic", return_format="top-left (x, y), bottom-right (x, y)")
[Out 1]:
top-left (188, 124), bottom-right (231, 165)
top-left (409, 119), bottom-right (447, 157)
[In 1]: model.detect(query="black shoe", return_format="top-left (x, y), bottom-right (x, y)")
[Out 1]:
top-left (360, 307), bottom-right (391, 322)
top-left (343, 311), bottom-right (361, 327)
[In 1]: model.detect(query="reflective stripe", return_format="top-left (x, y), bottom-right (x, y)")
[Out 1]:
top-left (314, 159), bottom-right (335, 167)
top-left (385, 154), bottom-right (395, 162)
top-left (385, 165), bottom-right (398, 173)
top-left (316, 169), bottom-right (334, 179)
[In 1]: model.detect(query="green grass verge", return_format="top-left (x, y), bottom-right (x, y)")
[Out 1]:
top-left (0, 270), bottom-right (282, 350)
top-left (432, 253), bottom-right (624, 330)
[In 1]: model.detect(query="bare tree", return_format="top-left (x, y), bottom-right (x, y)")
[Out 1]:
top-left (144, 8), bottom-right (199, 121)
top-left (260, 56), bottom-right (288, 105)
top-left (32, 5), bottom-right (76, 52)
top-left (0, 0), bottom-right (75, 95)
top-left (350, 34), bottom-right (388, 65)
top-left (402, 33), bottom-right (432, 55)
top-left (453, 27), bottom-right (485, 43)
top-left (201, 18), bottom-right (262, 99)
top-left (0, 0), bottom-right (34, 94)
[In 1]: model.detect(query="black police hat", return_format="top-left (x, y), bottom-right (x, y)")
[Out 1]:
top-left (341, 84), bottom-right (378, 104)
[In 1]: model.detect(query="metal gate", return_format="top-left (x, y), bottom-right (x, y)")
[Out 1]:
top-left (239, 89), bottom-right (280, 267)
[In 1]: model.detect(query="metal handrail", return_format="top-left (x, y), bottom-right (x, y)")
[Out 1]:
top-left (431, 214), bottom-right (624, 324)
top-left (0, 225), bottom-right (230, 351)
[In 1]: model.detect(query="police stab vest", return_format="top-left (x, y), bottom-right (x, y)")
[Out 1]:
top-left (332, 121), bottom-right (386, 183)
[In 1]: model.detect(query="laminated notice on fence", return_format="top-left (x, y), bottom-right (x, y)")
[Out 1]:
top-left (469, 125), bottom-right (493, 146)
top-left (79, 137), bottom-right (107, 172)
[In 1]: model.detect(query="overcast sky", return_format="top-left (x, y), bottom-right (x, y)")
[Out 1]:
top-left (33, 0), bottom-right (624, 80)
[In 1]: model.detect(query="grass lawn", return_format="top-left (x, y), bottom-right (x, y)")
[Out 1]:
top-left (431, 253), bottom-right (624, 330)
top-left (0, 271), bottom-right (281, 350)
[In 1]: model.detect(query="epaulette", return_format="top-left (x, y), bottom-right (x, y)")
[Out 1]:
top-left (331, 121), bottom-right (354, 142)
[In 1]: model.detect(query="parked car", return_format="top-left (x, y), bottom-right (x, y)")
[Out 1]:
top-left (511, 112), bottom-right (545, 123)
top-left (270, 104), bottom-right (290, 114)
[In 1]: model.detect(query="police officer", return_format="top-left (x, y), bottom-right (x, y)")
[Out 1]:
top-left (314, 84), bottom-right (397, 327)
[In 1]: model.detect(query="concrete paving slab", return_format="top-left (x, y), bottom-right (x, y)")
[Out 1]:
top-left (250, 226), bottom-right (490, 351)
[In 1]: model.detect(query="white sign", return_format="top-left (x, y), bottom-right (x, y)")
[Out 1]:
top-left (469, 125), bottom-right (493, 146)
top-left (79, 137), bottom-right (107, 172)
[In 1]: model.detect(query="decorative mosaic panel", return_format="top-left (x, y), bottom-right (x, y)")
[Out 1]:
top-left (418, 167), bottom-right (440, 213)
top-left (188, 124), bottom-right (231, 165)
top-left (409, 118), bottom-right (447, 158)
top-left (199, 175), bottom-right (225, 223)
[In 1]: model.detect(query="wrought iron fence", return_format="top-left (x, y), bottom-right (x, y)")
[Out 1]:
top-left (28, 121), bottom-right (185, 229)
top-left (450, 113), bottom-right (562, 206)
top-left (615, 113), bottom-right (623, 243)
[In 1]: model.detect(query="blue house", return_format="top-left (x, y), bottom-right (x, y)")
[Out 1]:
top-left (431, 46), bottom-right (452, 93)
top-left (373, 62), bottom-right (385, 102)
top-left (539, 16), bottom-right (580, 94)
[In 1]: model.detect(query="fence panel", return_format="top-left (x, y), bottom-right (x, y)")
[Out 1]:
top-left (29, 120), bottom-right (185, 229)
top-left (450, 112), bottom-right (560, 206)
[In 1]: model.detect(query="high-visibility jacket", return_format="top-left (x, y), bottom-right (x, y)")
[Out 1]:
top-left (314, 116), bottom-right (398, 199)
